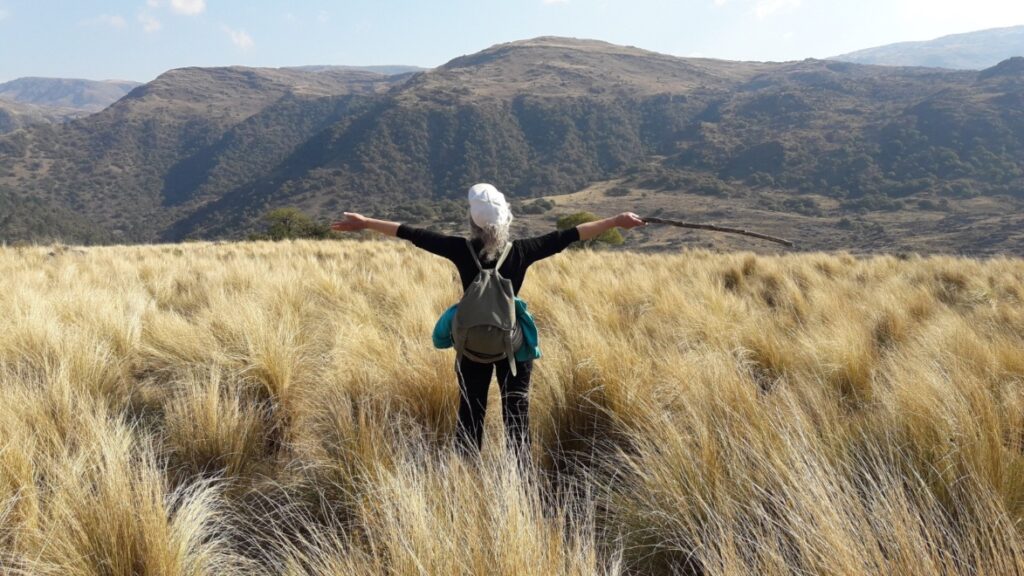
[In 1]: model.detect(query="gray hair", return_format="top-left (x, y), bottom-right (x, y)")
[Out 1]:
top-left (469, 215), bottom-right (511, 262)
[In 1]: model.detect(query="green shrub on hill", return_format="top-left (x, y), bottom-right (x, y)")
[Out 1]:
top-left (250, 207), bottom-right (331, 241)
top-left (604, 186), bottom-right (631, 197)
top-left (519, 198), bottom-right (555, 214)
top-left (556, 211), bottom-right (625, 249)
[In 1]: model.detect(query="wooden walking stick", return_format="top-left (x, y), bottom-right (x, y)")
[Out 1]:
top-left (642, 216), bottom-right (795, 247)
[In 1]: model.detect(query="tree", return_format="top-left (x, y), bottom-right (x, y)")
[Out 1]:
top-left (258, 207), bottom-right (330, 240)
top-left (556, 211), bottom-right (624, 249)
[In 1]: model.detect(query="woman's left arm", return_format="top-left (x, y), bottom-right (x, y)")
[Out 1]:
top-left (519, 212), bottom-right (647, 266)
top-left (576, 212), bottom-right (646, 241)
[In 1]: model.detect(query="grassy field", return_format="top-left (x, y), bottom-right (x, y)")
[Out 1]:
top-left (0, 239), bottom-right (1022, 575)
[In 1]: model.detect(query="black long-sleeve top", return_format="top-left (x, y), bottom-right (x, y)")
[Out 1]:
top-left (396, 225), bottom-right (581, 295)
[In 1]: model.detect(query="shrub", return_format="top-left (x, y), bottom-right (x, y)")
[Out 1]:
top-left (693, 176), bottom-right (733, 197)
top-left (556, 212), bottom-right (625, 249)
top-left (841, 194), bottom-right (904, 212)
top-left (747, 171), bottom-right (775, 187)
top-left (390, 201), bottom-right (440, 222)
top-left (438, 199), bottom-right (465, 222)
top-left (940, 181), bottom-right (980, 198)
top-left (782, 196), bottom-right (822, 216)
top-left (255, 207), bottom-right (330, 241)
top-left (520, 198), bottom-right (555, 214)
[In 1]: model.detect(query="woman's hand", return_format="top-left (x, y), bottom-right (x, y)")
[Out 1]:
top-left (577, 211), bottom-right (646, 241)
top-left (330, 213), bottom-right (401, 236)
top-left (615, 212), bottom-right (646, 229)
top-left (331, 212), bottom-right (369, 232)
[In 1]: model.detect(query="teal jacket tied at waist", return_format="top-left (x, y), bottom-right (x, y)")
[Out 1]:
top-left (432, 297), bottom-right (541, 361)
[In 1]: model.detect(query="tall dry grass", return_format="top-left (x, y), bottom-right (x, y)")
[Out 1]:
top-left (0, 239), bottom-right (1021, 575)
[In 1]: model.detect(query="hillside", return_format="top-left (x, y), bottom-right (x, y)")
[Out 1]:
top-left (0, 98), bottom-right (86, 133)
top-left (1, 37), bottom-right (1023, 253)
top-left (0, 240), bottom-right (1021, 574)
top-left (0, 77), bottom-right (142, 134)
top-left (0, 66), bottom-right (405, 242)
top-left (0, 77), bottom-right (141, 111)
top-left (831, 25), bottom-right (1024, 69)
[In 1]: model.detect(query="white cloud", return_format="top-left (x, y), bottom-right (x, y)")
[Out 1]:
top-left (316, 10), bottom-right (330, 23)
top-left (170, 0), bottom-right (206, 15)
top-left (752, 0), bottom-right (800, 19)
top-left (224, 26), bottom-right (253, 49)
top-left (147, 0), bottom-right (206, 16)
top-left (0, 8), bottom-right (8, 22)
top-left (712, 0), bottom-right (801, 17)
top-left (138, 12), bottom-right (162, 33)
top-left (81, 14), bottom-right (127, 28)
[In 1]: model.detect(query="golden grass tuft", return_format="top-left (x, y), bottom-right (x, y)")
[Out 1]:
top-left (0, 240), bottom-right (1022, 575)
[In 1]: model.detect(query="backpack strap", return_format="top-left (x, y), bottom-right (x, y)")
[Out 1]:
top-left (499, 240), bottom-right (516, 376)
top-left (506, 333), bottom-right (517, 377)
top-left (495, 242), bottom-right (513, 271)
top-left (466, 240), bottom-right (513, 272)
top-left (465, 238), bottom-right (482, 271)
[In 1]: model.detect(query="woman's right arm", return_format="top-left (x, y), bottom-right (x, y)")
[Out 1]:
top-left (331, 212), bottom-right (399, 236)
top-left (332, 212), bottom-right (465, 261)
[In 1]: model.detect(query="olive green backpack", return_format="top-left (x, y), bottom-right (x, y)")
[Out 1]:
top-left (451, 240), bottom-right (524, 376)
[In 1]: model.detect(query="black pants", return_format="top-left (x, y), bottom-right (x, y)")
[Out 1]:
top-left (454, 355), bottom-right (533, 456)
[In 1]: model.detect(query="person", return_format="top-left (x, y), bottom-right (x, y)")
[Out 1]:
top-left (331, 183), bottom-right (645, 457)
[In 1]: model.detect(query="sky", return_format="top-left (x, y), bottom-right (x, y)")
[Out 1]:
top-left (0, 0), bottom-right (1023, 83)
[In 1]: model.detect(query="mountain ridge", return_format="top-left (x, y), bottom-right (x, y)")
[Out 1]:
top-left (0, 77), bottom-right (143, 134)
top-left (831, 25), bottom-right (1024, 70)
top-left (1, 37), bottom-right (1022, 253)
top-left (0, 77), bottom-right (140, 111)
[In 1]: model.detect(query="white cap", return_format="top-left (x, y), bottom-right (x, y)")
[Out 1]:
top-left (467, 183), bottom-right (512, 228)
